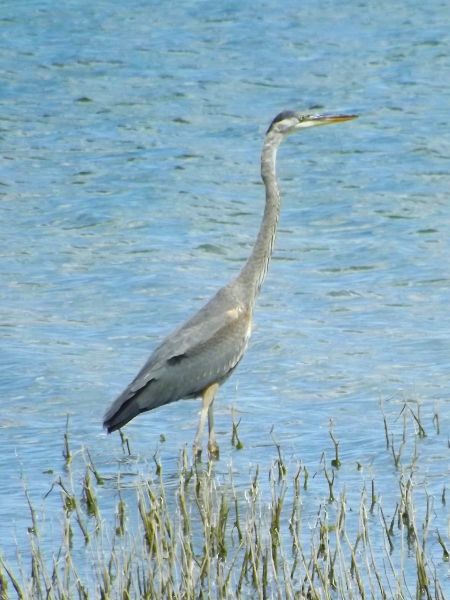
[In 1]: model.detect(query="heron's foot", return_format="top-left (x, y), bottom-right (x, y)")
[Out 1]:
top-left (208, 441), bottom-right (220, 459)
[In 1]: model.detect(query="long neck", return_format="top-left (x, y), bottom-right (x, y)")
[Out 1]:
top-left (236, 133), bottom-right (283, 309)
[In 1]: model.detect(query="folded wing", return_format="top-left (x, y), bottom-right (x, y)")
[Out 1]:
top-left (103, 288), bottom-right (251, 432)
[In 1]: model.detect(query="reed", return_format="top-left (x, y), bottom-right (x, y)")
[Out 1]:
top-left (0, 402), bottom-right (447, 600)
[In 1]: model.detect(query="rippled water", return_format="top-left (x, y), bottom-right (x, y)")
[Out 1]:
top-left (1, 0), bottom-right (450, 589)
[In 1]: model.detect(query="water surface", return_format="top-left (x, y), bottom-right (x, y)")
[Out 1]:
top-left (1, 0), bottom-right (450, 590)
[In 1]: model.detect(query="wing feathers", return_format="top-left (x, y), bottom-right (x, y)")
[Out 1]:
top-left (129, 305), bottom-right (246, 395)
top-left (103, 293), bottom-right (250, 432)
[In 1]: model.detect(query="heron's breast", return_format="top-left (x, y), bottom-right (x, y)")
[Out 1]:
top-left (225, 308), bottom-right (253, 369)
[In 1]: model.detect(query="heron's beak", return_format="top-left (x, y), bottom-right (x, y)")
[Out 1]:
top-left (309, 114), bottom-right (358, 126)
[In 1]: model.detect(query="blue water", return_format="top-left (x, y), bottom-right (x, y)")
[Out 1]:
top-left (1, 0), bottom-right (450, 592)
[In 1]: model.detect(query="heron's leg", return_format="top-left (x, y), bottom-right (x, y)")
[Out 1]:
top-left (207, 399), bottom-right (220, 457)
top-left (193, 383), bottom-right (219, 459)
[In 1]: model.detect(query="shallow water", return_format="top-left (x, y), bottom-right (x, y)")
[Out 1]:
top-left (1, 0), bottom-right (450, 591)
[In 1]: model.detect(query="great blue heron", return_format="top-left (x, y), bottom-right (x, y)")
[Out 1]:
top-left (103, 110), bottom-right (357, 458)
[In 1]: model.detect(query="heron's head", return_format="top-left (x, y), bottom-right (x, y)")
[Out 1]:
top-left (266, 110), bottom-right (358, 137)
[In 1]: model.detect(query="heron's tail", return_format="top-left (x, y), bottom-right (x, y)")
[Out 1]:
top-left (103, 375), bottom-right (175, 433)
top-left (103, 391), bottom-right (142, 433)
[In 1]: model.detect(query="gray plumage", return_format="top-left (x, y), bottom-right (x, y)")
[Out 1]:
top-left (103, 110), bottom-right (357, 457)
top-left (104, 285), bottom-right (251, 430)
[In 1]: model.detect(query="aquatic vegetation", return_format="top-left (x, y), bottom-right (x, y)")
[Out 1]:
top-left (0, 401), bottom-right (448, 599)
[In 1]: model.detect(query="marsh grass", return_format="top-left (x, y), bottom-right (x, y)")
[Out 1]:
top-left (0, 400), bottom-right (448, 600)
